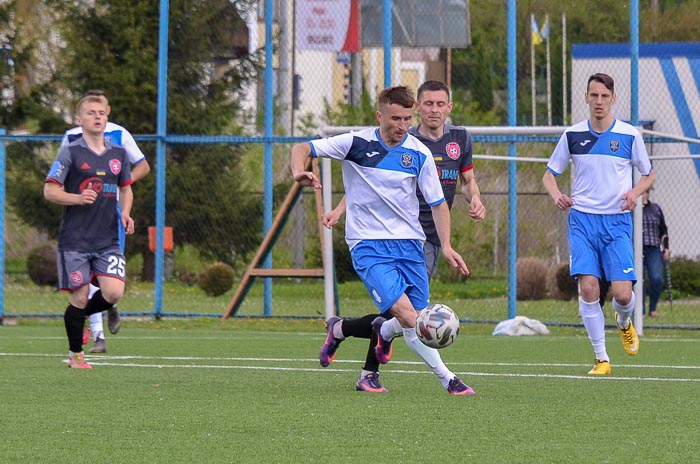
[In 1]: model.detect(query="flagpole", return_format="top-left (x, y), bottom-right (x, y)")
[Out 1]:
top-left (562, 13), bottom-right (567, 125)
top-left (545, 14), bottom-right (552, 126)
top-left (531, 13), bottom-right (537, 125)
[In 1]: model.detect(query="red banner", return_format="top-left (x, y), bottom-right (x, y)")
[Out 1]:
top-left (295, 0), bottom-right (360, 52)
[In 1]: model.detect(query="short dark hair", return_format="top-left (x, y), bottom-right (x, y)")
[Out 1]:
top-left (587, 73), bottom-right (615, 93)
top-left (377, 86), bottom-right (415, 109)
top-left (417, 80), bottom-right (450, 100)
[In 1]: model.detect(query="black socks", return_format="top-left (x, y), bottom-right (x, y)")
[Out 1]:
top-left (64, 304), bottom-right (85, 353)
top-left (84, 290), bottom-right (114, 316)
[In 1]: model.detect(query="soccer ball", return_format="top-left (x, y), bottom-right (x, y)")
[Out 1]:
top-left (415, 304), bottom-right (460, 349)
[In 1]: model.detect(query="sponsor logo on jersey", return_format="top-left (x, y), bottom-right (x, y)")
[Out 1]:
top-left (109, 159), bottom-right (122, 175)
top-left (70, 271), bottom-right (83, 285)
top-left (372, 289), bottom-right (382, 303)
top-left (81, 162), bottom-right (91, 170)
top-left (48, 161), bottom-right (65, 178)
top-left (80, 177), bottom-right (103, 193)
top-left (401, 153), bottom-right (413, 167)
top-left (440, 168), bottom-right (459, 184)
top-left (610, 139), bottom-right (620, 152)
top-left (366, 151), bottom-right (380, 158)
top-left (103, 184), bottom-right (119, 194)
top-left (96, 170), bottom-right (106, 176)
top-left (579, 140), bottom-right (591, 146)
top-left (445, 142), bottom-right (461, 160)
top-left (622, 267), bottom-right (634, 274)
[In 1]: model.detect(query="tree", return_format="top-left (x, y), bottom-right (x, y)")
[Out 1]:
top-left (6, 0), bottom-right (265, 277)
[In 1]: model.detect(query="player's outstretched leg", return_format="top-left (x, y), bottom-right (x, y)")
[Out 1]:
top-left (320, 316), bottom-right (344, 367)
top-left (372, 317), bottom-right (394, 364)
top-left (403, 327), bottom-right (475, 395)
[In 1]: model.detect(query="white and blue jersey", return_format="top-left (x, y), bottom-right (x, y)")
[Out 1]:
top-left (547, 119), bottom-right (653, 282)
top-left (308, 127), bottom-right (445, 249)
top-left (62, 122), bottom-right (146, 167)
top-left (546, 119), bottom-right (652, 215)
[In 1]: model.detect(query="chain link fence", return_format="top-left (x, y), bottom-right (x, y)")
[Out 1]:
top-left (1, 2), bottom-right (698, 327)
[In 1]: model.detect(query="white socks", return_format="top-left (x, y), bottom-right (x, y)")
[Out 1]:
top-left (403, 328), bottom-right (453, 388)
top-left (380, 317), bottom-right (403, 341)
top-left (88, 313), bottom-right (104, 341)
top-left (613, 292), bottom-right (636, 328)
top-left (87, 283), bottom-right (104, 341)
top-left (579, 298), bottom-right (609, 362)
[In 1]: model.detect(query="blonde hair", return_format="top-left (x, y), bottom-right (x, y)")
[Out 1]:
top-left (76, 95), bottom-right (106, 114)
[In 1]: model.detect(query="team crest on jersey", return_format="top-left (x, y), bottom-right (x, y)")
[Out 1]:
top-left (109, 159), bottom-right (122, 175)
top-left (70, 271), bottom-right (84, 286)
top-left (401, 153), bottom-right (413, 167)
top-left (609, 139), bottom-right (620, 152)
top-left (445, 142), bottom-right (460, 160)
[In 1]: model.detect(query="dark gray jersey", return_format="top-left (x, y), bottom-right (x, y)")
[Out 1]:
top-left (409, 124), bottom-right (473, 245)
top-left (46, 138), bottom-right (132, 252)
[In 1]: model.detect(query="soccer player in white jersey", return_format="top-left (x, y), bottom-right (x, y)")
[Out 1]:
top-left (543, 73), bottom-right (655, 375)
top-left (319, 81), bottom-right (484, 394)
top-left (291, 86), bottom-right (474, 395)
top-left (61, 90), bottom-right (150, 353)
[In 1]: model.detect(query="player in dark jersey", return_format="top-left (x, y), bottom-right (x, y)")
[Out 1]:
top-left (62, 89), bottom-right (151, 353)
top-left (319, 81), bottom-right (484, 393)
top-left (44, 95), bottom-right (135, 369)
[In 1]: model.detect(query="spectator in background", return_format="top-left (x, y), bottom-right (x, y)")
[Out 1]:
top-left (642, 189), bottom-right (669, 317)
top-left (61, 89), bottom-right (150, 353)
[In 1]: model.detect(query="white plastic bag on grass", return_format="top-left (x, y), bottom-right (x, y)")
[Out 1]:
top-left (492, 316), bottom-right (549, 336)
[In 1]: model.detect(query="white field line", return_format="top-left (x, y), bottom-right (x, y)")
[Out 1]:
top-left (2, 352), bottom-right (699, 382)
top-left (9, 335), bottom-right (700, 345)
top-left (11, 333), bottom-right (700, 342)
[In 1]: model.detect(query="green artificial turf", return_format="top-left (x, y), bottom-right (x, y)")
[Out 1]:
top-left (1, 319), bottom-right (698, 463)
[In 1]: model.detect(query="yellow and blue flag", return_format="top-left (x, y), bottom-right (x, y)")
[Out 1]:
top-left (531, 16), bottom-right (543, 45)
top-left (540, 17), bottom-right (550, 40)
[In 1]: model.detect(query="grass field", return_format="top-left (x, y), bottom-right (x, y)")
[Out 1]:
top-left (1, 318), bottom-right (698, 463)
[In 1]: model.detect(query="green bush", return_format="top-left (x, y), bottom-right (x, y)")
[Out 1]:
top-left (198, 262), bottom-right (235, 297)
top-left (516, 257), bottom-right (548, 300)
top-left (26, 243), bottom-right (58, 287)
top-left (669, 256), bottom-right (700, 297)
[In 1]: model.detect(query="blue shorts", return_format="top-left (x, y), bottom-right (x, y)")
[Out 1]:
top-left (568, 209), bottom-right (637, 283)
top-left (350, 239), bottom-right (430, 313)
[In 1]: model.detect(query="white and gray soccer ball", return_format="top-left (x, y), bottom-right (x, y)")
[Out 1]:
top-left (415, 304), bottom-right (460, 349)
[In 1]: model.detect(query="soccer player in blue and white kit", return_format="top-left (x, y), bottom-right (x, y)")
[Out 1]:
top-left (291, 86), bottom-right (474, 395)
top-left (61, 90), bottom-right (150, 353)
top-left (45, 95), bottom-right (135, 369)
top-left (543, 73), bottom-right (655, 375)
top-left (319, 81), bottom-right (484, 394)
